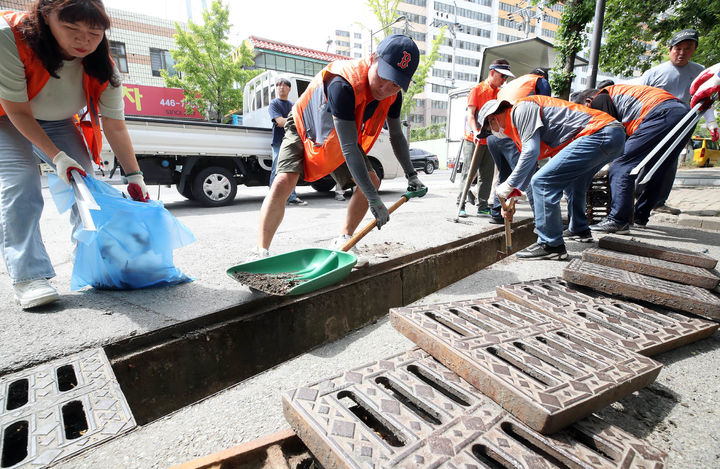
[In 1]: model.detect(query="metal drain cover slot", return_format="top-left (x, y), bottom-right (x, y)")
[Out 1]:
top-left (283, 349), bottom-right (667, 468)
top-left (582, 247), bottom-right (719, 289)
top-left (563, 259), bottom-right (720, 320)
top-left (497, 278), bottom-right (718, 356)
top-left (0, 349), bottom-right (135, 468)
top-left (598, 235), bottom-right (718, 269)
top-left (389, 298), bottom-right (662, 434)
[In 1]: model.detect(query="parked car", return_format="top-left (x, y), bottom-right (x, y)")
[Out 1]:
top-left (409, 148), bottom-right (440, 174)
top-left (692, 137), bottom-right (720, 167)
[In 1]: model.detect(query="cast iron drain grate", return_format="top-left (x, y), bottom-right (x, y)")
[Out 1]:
top-left (598, 235), bottom-right (718, 269)
top-left (582, 247), bottom-right (720, 289)
top-left (0, 349), bottom-right (135, 468)
top-left (496, 277), bottom-right (718, 356)
top-left (563, 259), bottom-right (720, 319)
top-left (283, 349), bottom-right (667, 468)
top-left (389, 298), bottom-right (662, 434)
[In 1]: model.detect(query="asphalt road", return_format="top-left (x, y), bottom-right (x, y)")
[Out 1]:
top-left (2, 170), bottom-right (719, 468)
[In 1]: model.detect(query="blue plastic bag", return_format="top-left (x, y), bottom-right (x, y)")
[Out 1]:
top-left (49, 174), bottom-right (196, 290)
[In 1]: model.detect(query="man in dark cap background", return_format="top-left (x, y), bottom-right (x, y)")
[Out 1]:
top-left (637, 28), bottom-right (718, 215)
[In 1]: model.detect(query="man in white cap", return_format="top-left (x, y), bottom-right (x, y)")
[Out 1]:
top-left (456, 58), bottom-right (514, 219)
top-left (253, 34), bottom-right (426, 266)
top-left (638, 28), bottom-right (718, 215)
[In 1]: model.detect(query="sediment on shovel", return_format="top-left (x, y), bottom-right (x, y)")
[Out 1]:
top-left (231, 271), bottom-right (301, 295)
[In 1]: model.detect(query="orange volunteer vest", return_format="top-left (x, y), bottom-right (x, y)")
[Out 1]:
top-left (603, 84), bottom-right (677, 136)
top-left (497, 74), bottom-right (543, 103)
top-left (292, 58), bottom-right (395, 181)
top-left (464, 80), bottom-right (498, 144)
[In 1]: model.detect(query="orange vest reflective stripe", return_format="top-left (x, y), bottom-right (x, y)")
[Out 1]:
top-left (506, 96), bottom-right (618, 160)
top-left (464, 80), bottom-right (498, 144)
top-left (604, 84), bottom-right (676, 136)
top-left (292, 58), bottom-right (394, 182)
top-left (0, 11), bottom-right (109, 164)
top-left (497, 74), bottom-right (541, 103)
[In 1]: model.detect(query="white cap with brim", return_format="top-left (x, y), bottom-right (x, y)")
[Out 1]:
top-left (489, 64), bottom-right (515, 78)
top-left (476, 99), bottom-right (513, 138)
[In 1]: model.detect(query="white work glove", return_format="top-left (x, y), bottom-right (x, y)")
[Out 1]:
top-left (407, 174), bottom-right (426, 193)
top-left (690, 63), bottom-right (720, 111)
top-left (496, 180), bottom-right (514, 200)
top-left (53, 151), bottom-right (86, 185)
top-left (707, 120), bottom-right (719, 142)
top-left (368, 198), bottom-right (389, 229)
top-left (126, 172), bottom-right (149, 202)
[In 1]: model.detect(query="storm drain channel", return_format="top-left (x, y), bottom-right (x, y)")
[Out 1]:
top-left (0, 349), bottom-right (135, 468)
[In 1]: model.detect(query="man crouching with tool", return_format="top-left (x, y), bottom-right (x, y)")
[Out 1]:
top-left (476, 97), bottom-right (625, 260)
top-left (253, 34), bottom-right (426, 267)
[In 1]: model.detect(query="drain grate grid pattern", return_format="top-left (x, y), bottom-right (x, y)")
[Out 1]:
top-left (563, 259), bottom-right (720, 320)
top-left (598, 236), bottom-right (718, 269)
top-left (389, 298), bottom-right (662, 434)
top-left (582, 248), bottom-right (720, 289)
top-left (0, 349), bottom-right (135, 468)
top-left (496, 278), bottom-right (718, 356)
top-left (283, 349), bottom-right (667, 468)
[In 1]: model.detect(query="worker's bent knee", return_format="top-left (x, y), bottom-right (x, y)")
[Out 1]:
top-left (271, 172), bottom-right (300, 196)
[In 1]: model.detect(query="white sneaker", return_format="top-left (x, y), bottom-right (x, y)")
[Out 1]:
top-left (245, 246), bottom-right (270, 263)
top-left (329, 234), bottom-right (369, 268)
top-left (14, 279), bottom-right (60, 309)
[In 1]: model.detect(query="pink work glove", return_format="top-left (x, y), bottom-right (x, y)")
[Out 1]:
top-left (126, 173), bottom-right (149, 202)
top-left (690, 63), bottom-right (720, 111)
top-left (53, 151), bottom-right (86, 185)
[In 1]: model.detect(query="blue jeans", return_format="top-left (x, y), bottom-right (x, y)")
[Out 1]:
top-left (269, 143), bottom-right (298, 202)
top-left (487, 135), bottom-right (535, 218)
top-left (0, 117), bottom-right (93, 283)
top-left (531, 125), bottom-right (625, 247)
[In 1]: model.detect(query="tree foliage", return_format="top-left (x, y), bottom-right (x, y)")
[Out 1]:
top-left (366, 0), bottom-right (444, 118)
top-left (410, 123), bottom-right (445, 141)
top-left (546, 0), bottom-right (595, 99)
top-left (601, 0), bottom-right (720, 77)
top-left (163, 0), bottom-right (257, 122)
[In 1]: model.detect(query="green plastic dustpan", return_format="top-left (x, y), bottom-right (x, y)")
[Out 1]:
top-left (226, 248), bottom-right (357, 295)
top-left (227, 186), bottom-right (428, 295)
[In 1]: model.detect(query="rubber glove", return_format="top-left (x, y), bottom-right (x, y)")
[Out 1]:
top-left (690, 63), bottom-right (720, 111)
top-left (53, 151), bottom-right (86, 185)
top-left (369, 198), bottom-right (389, 229)
top-left (496, 180), bottom-right (514, 200)
top-left (707, 120), bottom-right (719, 142)
top-left (127, 173), bottom-right (149, 202)
top-left (407, 174), bottom-right (426, 193)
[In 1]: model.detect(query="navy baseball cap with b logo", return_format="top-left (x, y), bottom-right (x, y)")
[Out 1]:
top-left (376, 34), bottom-right (419, 91)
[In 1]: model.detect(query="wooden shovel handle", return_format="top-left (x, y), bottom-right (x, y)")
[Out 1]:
top-left (498, 196), bottom-right (516, 252)
top-left (341, 195), bottom-right (409, 252)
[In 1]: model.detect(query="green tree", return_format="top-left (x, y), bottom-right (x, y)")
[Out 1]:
top-left (546, 0), bottom-right (595, 99)
top-left (163, 0), bottom-right (257, 122)
top-left (601, 0), bottom-right (720, 77)
top-left (365, 0), bottom-right (445, 119)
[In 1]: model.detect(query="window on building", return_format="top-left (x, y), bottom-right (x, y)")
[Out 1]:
top-left (336, 30), bottom-right (350, 37)
top-left (431, 115), bottom-right (447, 124)
top-left (410, 114), bottom-right (424, 124)
top-left (354, 32), bottom-right (362, 39)
top-left (150, 48), bottom-right (176, 77)
top-left (110, 41), bottom-right (128, 73)
top-left (354, 53), bottom-right (362, 58)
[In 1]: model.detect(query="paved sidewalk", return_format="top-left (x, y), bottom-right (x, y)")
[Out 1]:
top-left (655, 185), bottom-right (720, 231)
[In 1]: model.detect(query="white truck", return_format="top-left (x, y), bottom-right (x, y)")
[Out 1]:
top-left (101, 71), bottom-right (402, 206)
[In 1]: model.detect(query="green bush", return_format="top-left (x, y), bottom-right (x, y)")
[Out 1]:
top-left (410, 123), bottom-right (445, 142)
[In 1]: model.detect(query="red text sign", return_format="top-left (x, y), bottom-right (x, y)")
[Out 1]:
top-left (123, 84), bottom-right (203, 119)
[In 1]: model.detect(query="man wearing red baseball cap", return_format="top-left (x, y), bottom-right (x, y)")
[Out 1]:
top-left (252, 34), bottom-right (426, 266)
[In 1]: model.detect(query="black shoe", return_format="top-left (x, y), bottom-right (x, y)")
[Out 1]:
top-left (562, 228), bottom-right (593, 243)
top-left (488, 216), bottom-right (504, 225)
top-left (633, 220), bottom-right (648, 228)
top-left (516, 243), bottom-right (568, 260)
top-left (589, 218), bottom-right (630, 234)
top-left (287, 197), bottom-right (308, 206)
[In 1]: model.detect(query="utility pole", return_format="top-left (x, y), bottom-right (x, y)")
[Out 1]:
top-left (588, 0), bottom-right (606, 88)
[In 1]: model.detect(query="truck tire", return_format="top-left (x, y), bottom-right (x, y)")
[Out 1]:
top-left (370, 158), bottom-right (384, 180)
top-left (311, 177), bottom-right (336, 192)
top-left (192, 166), bottom-right (237, 207)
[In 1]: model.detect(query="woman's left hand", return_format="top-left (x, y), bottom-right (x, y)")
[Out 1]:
top-left (126, 173), bottom-right (149, 202)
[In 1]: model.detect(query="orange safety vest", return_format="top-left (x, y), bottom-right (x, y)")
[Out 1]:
top-left (292, 58), bottom-right (394, 181)
top-left (504, 95), bottom-right (619, 160)
top-left (0, 11), bottom-right (109, 164)
top-left (464, 80), bottom-right (498, 144)
top-left (497, 74), bottom-right (542, 103)
top-left (603, 84), bottom-right (677, 136)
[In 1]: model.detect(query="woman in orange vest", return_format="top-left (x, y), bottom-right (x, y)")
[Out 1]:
top-left (254, 34), bottom-right (426, 266)
top-left (571, 84), bottom-right (689, 232)
top-left (0, 0), bottom-right (148, 309)
top-left (477, 96), bottom-right (625, 260)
